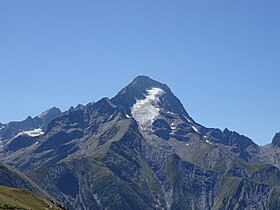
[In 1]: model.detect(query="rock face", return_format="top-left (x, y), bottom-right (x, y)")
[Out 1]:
top-left (259, 133), bottom-right (280, 172)
top-left (272, 132), bottom-right (280, 147)
top-left (0, 76), bottom-right (280, 210)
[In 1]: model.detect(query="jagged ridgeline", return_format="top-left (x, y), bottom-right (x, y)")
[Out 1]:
top-left (0, 76), bottom-right (280, 210)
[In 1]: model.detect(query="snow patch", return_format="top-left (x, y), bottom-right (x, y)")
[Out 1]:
top-left (131, 87), bottom-right (165, 127)
top-left (0, 126), bottom-right (5, 131)
top-left (205, 140), bottom-right (212, 145)
top-left (15, 128), bottom-right (44, 138)
top-left (170, 123), bottom-right (176, 134)
top-left (191, 126), bottom-right (198, 133)
top-left (167, 111), bottom-right (175, 115)
top-left (35, 141), bottom-right (39, 145)
top-left (183, 115), bottom-right (192, 123)
top-left (107, 112), bottom-right (116, 121)
top-left (125, 114), bottom-right (131, 118)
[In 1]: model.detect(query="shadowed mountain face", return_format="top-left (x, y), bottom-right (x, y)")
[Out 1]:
top-left (0, 76), bottom-right (280, 210)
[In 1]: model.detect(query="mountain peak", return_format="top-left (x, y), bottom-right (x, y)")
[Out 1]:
top-left (112, 75), bottom-right (191, 121)
top-left (38, 107), bottom-right (61, 119)
top-left (126, 75), bottom-right (169, 96)
top-left (131, 75), bottom-right (163, 87)
top-left (272, 132), bottom-right (280, 147)
top-left (132, 75), bottom-right (152, 82)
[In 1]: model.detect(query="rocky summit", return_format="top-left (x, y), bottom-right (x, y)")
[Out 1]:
top-left (0, 76), bottom-right (280, 210)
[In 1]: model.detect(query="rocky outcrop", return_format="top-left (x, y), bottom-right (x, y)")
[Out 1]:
top-left (272, 132), bottom-right (280, 147)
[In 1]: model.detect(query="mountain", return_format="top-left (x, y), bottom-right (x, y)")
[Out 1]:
top-left (0, 75), bottom-right (280, 209)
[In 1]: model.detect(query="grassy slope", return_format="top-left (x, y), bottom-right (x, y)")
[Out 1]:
top-left (0, 185), bottom-right (61, 210)
top-left (0, 162), bottom-right (51, 199)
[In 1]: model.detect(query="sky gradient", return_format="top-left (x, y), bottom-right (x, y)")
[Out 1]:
top-left (0, 1), bottom-right (280, 145)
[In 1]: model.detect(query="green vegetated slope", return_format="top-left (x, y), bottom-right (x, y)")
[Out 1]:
top-left (0, 161), bottom-right (61, 207)
top-left (0, 185), bottom-right (62, 210)
top-left (0, 162), bottom-right (47, 197)
top-left (0, 162), bottom-right (66, 209)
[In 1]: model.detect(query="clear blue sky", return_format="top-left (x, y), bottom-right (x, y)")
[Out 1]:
top-left (0, 1), bottom-right (279, 145)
